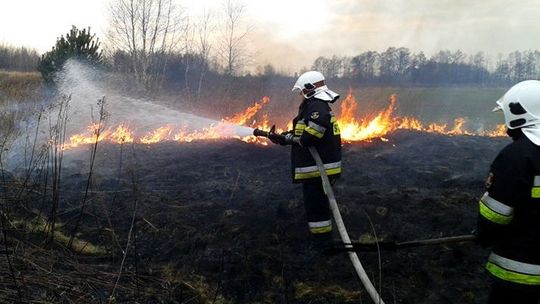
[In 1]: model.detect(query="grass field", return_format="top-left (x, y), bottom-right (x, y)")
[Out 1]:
top-left (0, 70), bottom-right (43, 139)
top-left (0, 70), bottom-right (42, 103)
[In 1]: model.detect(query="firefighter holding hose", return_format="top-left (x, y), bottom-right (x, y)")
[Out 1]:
top-left (478, 80), bottom-right (540, 303)
top-left (268, 71), bottom-right (342, 250)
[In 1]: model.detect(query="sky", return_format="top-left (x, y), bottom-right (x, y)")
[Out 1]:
top-left (1, 0), bottom-right (540, 72)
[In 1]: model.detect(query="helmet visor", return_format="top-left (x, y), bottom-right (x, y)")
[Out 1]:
top-left (492, 97), bottom-right (504, 112)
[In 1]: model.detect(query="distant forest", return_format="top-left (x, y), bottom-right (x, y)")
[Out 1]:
top-left (0, 44), bottom-right (40, 72)
top-left (1, 43), bottom-right (539, 86)
top-left (311, 48), bottom-right (540, 86)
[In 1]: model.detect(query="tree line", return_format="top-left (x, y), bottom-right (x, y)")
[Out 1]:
top-left (0, 44), bottom-right (40, 72)
top-left (311, 48), bottom-right (540, 86)
top-left (4, 41), bottom-right (540, 89)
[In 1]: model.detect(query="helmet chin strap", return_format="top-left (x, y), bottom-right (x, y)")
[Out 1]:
top-left (506, 127), bottom-right (524, 140)
top-left (505, 123), bottom-right (540, 146)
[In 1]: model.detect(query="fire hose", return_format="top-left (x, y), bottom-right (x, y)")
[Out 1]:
top-left (328, 234), bottom-right (477, 253)
top-left (253, 127), bottom-right (386, 304)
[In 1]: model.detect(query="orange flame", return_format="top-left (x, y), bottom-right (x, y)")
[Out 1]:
top-left (484, 124), bottom-right (507, 137)
top-left (338, 94), bottom-right (397, 141)
top-left (140, 125), bottom-right (173, 144)
top-left (63, 97), bottom-right (273, 149)
top-left (110, 124), bottom-right (134, 144)
top-left (63, 94), bottom-right (507, 150)
top-left (226, 96), bottom-right (269, 126)
top-left (66, 123), bottom-right (110, 149)
top-left (336, 92), bottom-right (506, 142)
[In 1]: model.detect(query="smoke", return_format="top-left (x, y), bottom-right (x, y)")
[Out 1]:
top-left (52, 59), bottom-right (257, 139)
top-left (2, 60), bottom-right (256, 171)
top-left (55, 60), bottom-right (225, 133)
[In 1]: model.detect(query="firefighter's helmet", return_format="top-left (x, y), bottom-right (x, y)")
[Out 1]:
top-left (292, 71), bottom-right (339, 102)
top-left (494, 80), bottom-right (540, 129)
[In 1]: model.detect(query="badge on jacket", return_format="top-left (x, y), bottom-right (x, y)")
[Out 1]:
top-left (310, 111), bottom-right (319, 119)
top-left (485, 172), bottom-right (494, 189)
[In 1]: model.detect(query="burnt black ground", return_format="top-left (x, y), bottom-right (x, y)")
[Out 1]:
top-left (22, 130), bottom-right (510, 303)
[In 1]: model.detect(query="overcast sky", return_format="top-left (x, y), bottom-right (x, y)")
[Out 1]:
top-left (1, 0), bottom-right (540, 72)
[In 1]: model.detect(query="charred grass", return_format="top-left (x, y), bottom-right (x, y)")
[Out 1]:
top-left (0, 74), bottom-right (512, 303)
top-left (0, 131), bottom-right (510, 303)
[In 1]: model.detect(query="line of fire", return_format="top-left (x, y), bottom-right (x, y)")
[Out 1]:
top-left (63, 92), bottom-right (507, 150)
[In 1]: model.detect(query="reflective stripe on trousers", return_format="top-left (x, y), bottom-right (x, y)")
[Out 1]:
top-left (487, 252), bottom-right (540, 285)
top-left (308, 220), bottom-right (332, 234)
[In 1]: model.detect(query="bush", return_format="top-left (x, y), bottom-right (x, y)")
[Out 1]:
top-left (38, 26), bottom-right (103, 83)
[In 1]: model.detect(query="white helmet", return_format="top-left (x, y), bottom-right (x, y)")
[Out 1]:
top-left (493, 80), bottom-right (540, 129)
top-left (292, 71), bottom-right (339, 102)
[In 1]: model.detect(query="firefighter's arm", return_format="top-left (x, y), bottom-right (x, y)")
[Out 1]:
top-left (477, 193), bottom-right (512, 247)
top-left (477, 148), bottom-right (525, 247)
top-left (299, 110), bottom-right (331, 146)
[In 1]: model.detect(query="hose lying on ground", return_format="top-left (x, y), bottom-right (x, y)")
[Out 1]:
top-left (307, 146), bottom-right (385, 304)
top-left (253, 128), bottom-right (385, 304)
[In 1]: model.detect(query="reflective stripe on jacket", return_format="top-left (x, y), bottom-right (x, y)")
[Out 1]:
top-left (290, 97), bottom-right (341, 183)
top-left (478, 132), bottom-right (540, 287)
top-left (486, 253), bottom-right (540, 285)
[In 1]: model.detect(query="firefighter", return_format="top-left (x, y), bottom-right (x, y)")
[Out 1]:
top-left (270, 70), bottom-right (341, 250)
top-left (478, 80), bottom-right (540, 303)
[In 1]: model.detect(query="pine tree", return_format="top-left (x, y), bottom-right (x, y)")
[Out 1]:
top-left (38, 26), bottom-right (103, 82)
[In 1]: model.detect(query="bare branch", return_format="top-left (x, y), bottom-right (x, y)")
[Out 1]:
top-left (217, 0), bottom-right (251, 76)
top-left (106, 0), bottom-right (185, 92)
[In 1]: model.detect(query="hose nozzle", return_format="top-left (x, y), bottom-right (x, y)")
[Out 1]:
top-left (253, 125), bottom-right (276, 138)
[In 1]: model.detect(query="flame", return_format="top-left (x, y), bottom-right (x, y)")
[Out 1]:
top-left (336, 92), bottom-right (506, 142)
top-left (482, 124), bottom-right (507, 137)
top-left (63, 97), bottom-right (274, 149)
top-left (66, 123), bottom-right (110, 149)
top-left (226, 97), bottom-right (269, 126)
top-left (140, 125), bottom-right (173, 144)
top-left (110, 124), bottom-right (134, 144)
top-left (338, 94), bottom-right (397, 141)
top-left (397, 117), bottom-right (423, 130)
top-left (63, 93), bottom-right (507, 150)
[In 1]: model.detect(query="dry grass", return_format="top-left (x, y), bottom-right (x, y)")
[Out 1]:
top-left (13, 216), bottom-right (107, 256)
top-left (0, 70), bottom-right (43, 148)
top-left (0, 70), bottom-right (42, 103)
top-left (294, 282), bottom-right (361, 302)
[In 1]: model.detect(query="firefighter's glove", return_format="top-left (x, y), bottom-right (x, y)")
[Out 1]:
top-left (283, 133), bottom-right (295, 145)
top-left (268, 133), bottom-right (294, 145)
top-left (268, 129), bottom-right (295, 145)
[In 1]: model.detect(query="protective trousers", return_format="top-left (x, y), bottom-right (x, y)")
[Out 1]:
top-left (488, 280), bottom-right (540, 304)
top-left (302, 180), bottom-right (332, 241)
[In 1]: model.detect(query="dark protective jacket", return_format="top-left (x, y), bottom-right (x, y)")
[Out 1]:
top-left (290, 97), bottom-right (341, 183)
top-left (478, 131), bottom-right (540, 287)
